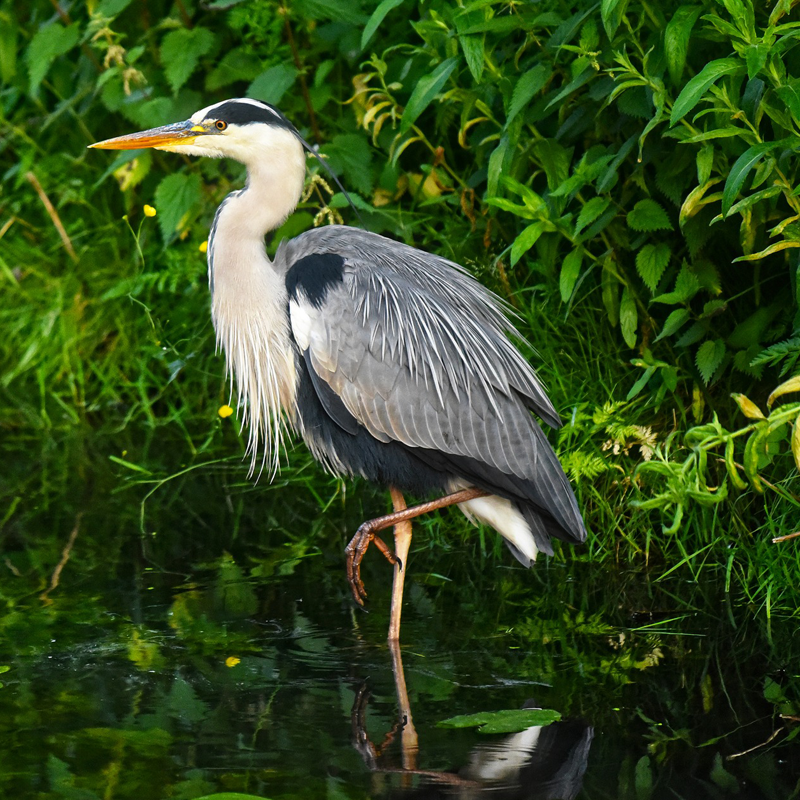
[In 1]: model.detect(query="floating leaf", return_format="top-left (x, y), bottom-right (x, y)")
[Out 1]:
top-left (670, 58), bottom-right (742, 126)
top-left (636, 243), bottom-right (671, 292)
top-left (439, 708), bottom-right (561, 734)
top-left (696, 339), bottom-right (726, 384)
top-left (627, 199), bottom-right (673, 231)
top-left (400, 57), bottom-right (459, 134)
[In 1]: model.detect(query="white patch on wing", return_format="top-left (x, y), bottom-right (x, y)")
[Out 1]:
top-left (289, 300), bottom-right (313, 351)
top-left (459, 494), bottom-right (539, 565)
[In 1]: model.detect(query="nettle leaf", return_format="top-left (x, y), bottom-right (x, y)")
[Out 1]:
top-left (560, 248), bottom-right (583, 302)
top-left (439, 708), bottom-right (561, 734)
top-left (652, 261), bottom-right (701, 304)
top-left (26, 23), bottom-right (80, 96)
top-left (154, 172), bottom-right (202, 242)
top-left (636, 243), bottom-right (671, 292)
top-left (248, 64), bottom-right (299, 105)
top-left (620, 286), bottom-right (638, 348)
top-left (696, 338), bottom-right (726, 384)
top-left (506, 64), bottom-right (550, 127)
top-left (655, 308), bottom-right (691, 341)
top-left (575, 197), bottom-right (610, 236)
top-left (161, 27), bottom-right (216, 94)
top-left (670, 58), bottom-right (742, 126)
top-left (400, 57), bottom-right (459, 134)
top-left (627, 199), bottom-right (673, 232)
top-left (321, 134), bottom-right (373, 195)
top-left (664, 6), bottom-right (702, 85)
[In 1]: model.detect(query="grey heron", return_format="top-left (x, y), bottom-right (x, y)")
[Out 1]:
top-left (90, 98), bottom-right (587, 641)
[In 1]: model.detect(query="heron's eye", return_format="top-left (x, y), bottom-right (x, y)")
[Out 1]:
top-left (215, 120), bottom-right (227, 131)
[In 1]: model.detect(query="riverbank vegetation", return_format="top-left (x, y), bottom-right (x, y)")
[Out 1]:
top-left (2, 0), bottom-right (800, 622)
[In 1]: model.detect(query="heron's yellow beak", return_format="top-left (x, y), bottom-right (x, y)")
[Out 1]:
top-left (89, 120), bottom-right (206, 150)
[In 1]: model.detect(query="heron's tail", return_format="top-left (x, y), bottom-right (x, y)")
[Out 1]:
top-left (458, 494), bottom-right (586, 567)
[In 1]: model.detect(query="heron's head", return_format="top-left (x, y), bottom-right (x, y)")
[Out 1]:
top-left (90, 98), bottom-right (304, 168)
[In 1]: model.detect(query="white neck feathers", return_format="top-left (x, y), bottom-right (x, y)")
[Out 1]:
top-left (207, 127), bottom-right (305, 475)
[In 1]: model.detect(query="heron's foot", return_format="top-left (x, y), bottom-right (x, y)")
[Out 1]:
top-left (345, 522), bottom-right (399, 606)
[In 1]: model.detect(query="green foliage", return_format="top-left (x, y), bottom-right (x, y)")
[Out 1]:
top-left (438, 708), bottom-right (562, 734)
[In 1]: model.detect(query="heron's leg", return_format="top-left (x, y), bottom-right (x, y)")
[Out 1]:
top-left (388, 488), bottom-right (413, 643)
top-left (344, 486), bottom-right (489, 608)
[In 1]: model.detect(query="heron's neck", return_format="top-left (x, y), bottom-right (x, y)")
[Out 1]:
top-left (207, 150), bottom-right (305, 474)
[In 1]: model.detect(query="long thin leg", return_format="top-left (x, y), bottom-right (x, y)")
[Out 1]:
top-left (388, 637), bottom-right (418, 777)
top-left (344, 486), bottom-right (488, 607)
top-left (388, 488), bottom-right (412, 642)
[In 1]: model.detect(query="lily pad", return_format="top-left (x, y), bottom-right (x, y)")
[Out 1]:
top-left (438, 708), bottom-right (561, 734)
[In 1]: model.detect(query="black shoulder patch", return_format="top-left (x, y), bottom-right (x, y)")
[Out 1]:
top-left (286, 253), bottom-right (345, 309)
top-left (203, 100), bottom-right (295, 130)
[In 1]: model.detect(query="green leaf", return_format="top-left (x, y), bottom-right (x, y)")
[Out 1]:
top-left (745, 43), bottom-right (770, 80)
top-left (321, 134), bottom-right (373, 195)
top-left (620, 286), bottom-right (638, 348)
top-left (487, 134), bottom-right (510, 197)
top-left (733, 240), bottom-right (800, 261)
top-left (206, 47), bottom-right (262, 91)
top-left (721, 142), bottom-right (779, 217)
top-left (510, 222), bottom-right (545, 266)
top-left (460, 35), bottom-right (484, 83)
top-left (532, 139), bottom-right (572, 191)
top-left (26, 23), bottom-right (80, 96)
top-left (655, 308), bottom-right (691, 341)
top-left (602, 258), bottom-right (621, 326)
top-left (439, 708), bottom-right (561, 734)
top-left (601, 0), bottom-right (629, 38)
top-left (560, 249), bottom-right (583, 302)
top-left (696, 339), bottom-right (726, 384)
top-left (361, 0), bottom-right (405, 50)
top-left (160, 27), bottom-right (216, 94)
top-left (627, 199), bottom-right (673, 232)
top-left (664, 6), bottom-right (702, 85)
top-left (196, 795), bottom-right (273, 800)
top-left (636, 243), bottom-right (671, 292)
top-left (776, 80), bottom-right (800, 123)
top-left (574, 197), bottom-right (610, 236)
top-left (652, 262), bottom-right (701, 304)
top-left (247, 64), bottom-right (299, 106)
top-left (635, 756), bottom-right (654, 800)
top-left (670, 58), bottom-right (742, 126)
top-left (696, 144), bottom-right (714, 184)
top-left (154, 172), bottom-right (202, 243)
top-left (506, 64), bottom-right (549, 127)
top-left (400, 57), bottom-right (459, 134)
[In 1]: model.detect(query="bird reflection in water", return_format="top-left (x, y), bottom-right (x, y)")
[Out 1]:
top-left (352, 641), bottom-right (593, 798)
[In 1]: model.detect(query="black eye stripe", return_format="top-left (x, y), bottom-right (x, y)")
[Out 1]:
top-left (203, 101), bottom-right (295, 130)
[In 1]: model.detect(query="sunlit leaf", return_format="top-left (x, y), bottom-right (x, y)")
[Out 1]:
top-left (560, 248), bottom-right (583, 301)
top-left (767, 374), bottom-right (800, 407)
top-left (248, 64), bottom-right (299, 105)
top-left (670, 58), bottom-right (742, 126)
top-left (154, 172), bottom-right (202, 243)
top-left (160, 27), bottom-right (216, 94)
top-left (400, 57), bottom-right (459, 134)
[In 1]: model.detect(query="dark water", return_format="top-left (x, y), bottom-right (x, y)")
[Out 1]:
top-left (1, 433), bottom-right (799, 799)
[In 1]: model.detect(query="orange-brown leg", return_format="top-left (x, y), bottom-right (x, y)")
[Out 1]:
top-left (344, 487), bottom-right (488, 612)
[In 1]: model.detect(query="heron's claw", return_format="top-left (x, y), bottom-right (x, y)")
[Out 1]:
top-left (345, 523), bottom-right (398, 606)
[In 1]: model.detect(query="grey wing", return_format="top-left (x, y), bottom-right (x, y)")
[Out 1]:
top-left (282, 227), bottom-right (583, 542)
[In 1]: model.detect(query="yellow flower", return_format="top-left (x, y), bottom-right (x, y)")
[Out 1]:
top-left (199, 240), bottom-right (208, 253)
top-left (225, 656), bottom-right (241, 668)
top-left (143, 204), bottom-right (156, 217)
top-left (218, 404), bottom-right (234, 419)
